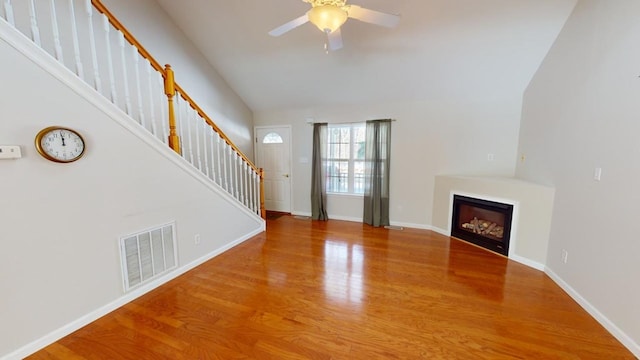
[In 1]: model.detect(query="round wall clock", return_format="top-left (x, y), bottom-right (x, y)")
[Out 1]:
top-left (35, 126), bottom-right (86, 163)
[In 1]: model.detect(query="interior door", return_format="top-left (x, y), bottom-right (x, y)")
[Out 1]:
top-left (255, 126), bottom-right (291, 213)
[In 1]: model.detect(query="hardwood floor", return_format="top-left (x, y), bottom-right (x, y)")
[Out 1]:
top-left (28, 216), bottom-right (634, 359)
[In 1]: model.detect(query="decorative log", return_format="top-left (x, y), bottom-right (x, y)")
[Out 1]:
top-left (472, 217), bottom-right (480, 233)
top-left (483, 222), bottom-right (497, 235)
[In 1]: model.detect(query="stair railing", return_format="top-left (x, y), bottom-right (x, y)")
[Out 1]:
top-left (0, 0), bottom-right (265, 218)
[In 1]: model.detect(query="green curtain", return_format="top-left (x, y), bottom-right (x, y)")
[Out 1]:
top-left (311, 123), bottom-right (328, 221)
top-left (363, 119), bottom-right (391, 227)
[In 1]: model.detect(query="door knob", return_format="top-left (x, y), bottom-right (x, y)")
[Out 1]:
top-left (283, 174), bottom-right (289, 178)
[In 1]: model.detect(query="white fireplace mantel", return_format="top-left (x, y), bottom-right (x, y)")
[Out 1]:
top-left (432, 175), bottom-right (555, 270)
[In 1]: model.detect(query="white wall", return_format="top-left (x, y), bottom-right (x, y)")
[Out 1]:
top-left (0, 27), bottom-right (263, 358)
top-left (102, 0), bottom-right (254, 158)
top-left (517, 0), bottom-right (640, 354)
top-left (255, 95), bottom-right (521, 227)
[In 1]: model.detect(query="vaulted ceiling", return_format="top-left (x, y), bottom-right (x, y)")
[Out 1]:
top-left (154, 0), bottom-right (577, 112)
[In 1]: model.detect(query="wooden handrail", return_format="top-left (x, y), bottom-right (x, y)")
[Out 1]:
top-left (174, 83), bottom-right (259, 173)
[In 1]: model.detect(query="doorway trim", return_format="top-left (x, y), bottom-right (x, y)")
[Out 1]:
top-left (254, 125), bottom-right (293, 214)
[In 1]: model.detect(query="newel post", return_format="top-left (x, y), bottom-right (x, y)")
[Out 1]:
top-left (259, 168), bottom-right (266, 219)
top-left (164, 64), bottom-right (181, 154)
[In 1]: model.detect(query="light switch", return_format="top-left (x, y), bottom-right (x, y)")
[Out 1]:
top-left (594, 167), bottom-right (602, 181)
top-left (0, 145), bottom-right (22, 159)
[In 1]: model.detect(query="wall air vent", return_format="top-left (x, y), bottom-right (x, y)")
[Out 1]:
top-left (120, 222), bottom-right (177, 291)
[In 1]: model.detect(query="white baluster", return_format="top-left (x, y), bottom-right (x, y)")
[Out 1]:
top-left (28, 0), bottom-right (41, 45)
top-left (233, 152), bottom-right (242, 202)
top-left (49, 0), bottom-right (64, 62)
top-left (244, 165), bottom-right (250, 209)
top-left (4, 0), bottom-right (15, 27)
top-left (247, 165), bottom-right (253, 208)
top-left (85, 0), bottom-right (101, 91)
top-left (230, 148), bottom-right (237, 198)
top-left (246, 165), bottom-right (253, 210)
top-left (216, 135), bottom-right (223, 185)
top-left (253, 168), bottom-right (258, 212)
top-left (239, 160), bottom-right (245, 205)
top-left (132, 46), bottom-right (145, 127)
top-left (208, 128), bottom-right (215, 181)
top-left (223, 141), bottom-right (229, 192)
top-left (118, 31), bottom-right (132, 115)
top-left (185, 105), bottom-right (194, 164)
top-left (253, 171), bottom-right (260, 215)
top-left (248, 166), bottom-right (256, 212)
top-left (231, 154), bottom-right (240, 200)
top-left (68, 0), bottom-right (84, 78)
top-left (195, 116), bottom-right (202, 171)
top-left (177, 94), bottom-right (186, 156)
top-left (202, 123), bottom-right (210, 178)
top-left (174, 92), bottom-right (181, 149)
top-left (146, 63), bottom-right (157, 136)
top-left (102, 14), bottom-right (117, 103)
top-left (249, 170), bottom-right (255, 213)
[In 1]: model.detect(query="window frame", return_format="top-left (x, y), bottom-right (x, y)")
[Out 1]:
top-left (325, 122), bottom-right (366, 196)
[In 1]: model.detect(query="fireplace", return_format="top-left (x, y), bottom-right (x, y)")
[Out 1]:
top-left (451, 195), bottom-right (513, 256)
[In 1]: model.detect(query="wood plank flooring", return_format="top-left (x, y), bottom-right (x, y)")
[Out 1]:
top-left (27, 216), bottom-right (635, 359)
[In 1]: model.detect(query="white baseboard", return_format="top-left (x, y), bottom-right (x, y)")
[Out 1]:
top-left (389, 221), bottom-right (432, 230)
top-left (291, 211), bottom-right (312, 217)
top-left (509, 254), bottom-right (545, 271)
top-left (2, 228), bottom-right (263, 360)
top-left (290, 213), bottom-right (434, 232)
top-left (545, 267), bottom-right (640, 358)
top-left (328, 214), bottom-right (363, 223)
top-left (431, 227), bottom-right (449, 236)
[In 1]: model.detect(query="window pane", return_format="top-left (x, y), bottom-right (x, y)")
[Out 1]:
top-left (262, 132), bottom-right (283, 144)
top-left (328, 125), bottom-right (350, 160)
top-left (329, 143), bottom-right (349, 160)
top-left (325, 123), bottom-right (365, 195)
top-left (353, 160), bottom-right (365, 194)
top-left (326, 160), bottom-right (349, 193)
top-left (353, 125), bottom-right (365, 160)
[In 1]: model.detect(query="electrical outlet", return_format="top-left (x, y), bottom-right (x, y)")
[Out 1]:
top-left (561, 249), bottom-right (568, 264)
top-left (487, 153), bottom-right (495, 161)
top-left (194, 234), bottom-right (201, 245)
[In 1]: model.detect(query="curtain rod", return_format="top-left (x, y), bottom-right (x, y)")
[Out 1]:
top-left (306, 119), bottom-right (396, 125)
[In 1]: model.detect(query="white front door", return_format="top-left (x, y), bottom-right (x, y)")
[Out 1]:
top-left (255, 126), bottom-right (291, 213)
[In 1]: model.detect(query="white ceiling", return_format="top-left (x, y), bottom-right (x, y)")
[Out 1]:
top-left (153, 0), bottom-right (577, 112)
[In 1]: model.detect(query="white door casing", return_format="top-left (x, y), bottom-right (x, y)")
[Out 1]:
top-left (255, 126), bottom-right (292, 213)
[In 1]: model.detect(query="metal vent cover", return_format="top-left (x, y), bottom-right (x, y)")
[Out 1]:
top-left (120, 222), bottom-right (177, 291)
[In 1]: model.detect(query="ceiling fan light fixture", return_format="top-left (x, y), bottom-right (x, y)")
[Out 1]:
top-left (308, 5), bottom-right (348, 33)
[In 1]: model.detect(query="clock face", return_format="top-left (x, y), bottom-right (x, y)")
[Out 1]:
top-left (35, 127), bottom-right (85, 163)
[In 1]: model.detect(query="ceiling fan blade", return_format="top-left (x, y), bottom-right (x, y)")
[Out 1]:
top-left (268, 14), bottom-right (309, 37)
top-left (327, 28), bottom-right (343, 51)
top-left (347, 5), bottom-right (400, 28)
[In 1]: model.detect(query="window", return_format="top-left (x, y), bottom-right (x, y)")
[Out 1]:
top-left (262, 132), bottom-right (283, 144)
top-left (326, 123), bottom-right (365, 194)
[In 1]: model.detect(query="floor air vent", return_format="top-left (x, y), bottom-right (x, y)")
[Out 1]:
top-left (120, 222), bottom-right (177, 291)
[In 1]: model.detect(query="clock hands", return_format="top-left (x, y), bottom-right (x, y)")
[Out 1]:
top-left (60, 130), bottom-right (66, 147)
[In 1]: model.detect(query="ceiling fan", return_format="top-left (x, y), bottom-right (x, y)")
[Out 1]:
top-left (268, 0), bottom-right (400, 51)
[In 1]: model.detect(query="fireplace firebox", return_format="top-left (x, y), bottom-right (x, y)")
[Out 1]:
top-left (451, 195), bottom-right (513, 256)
